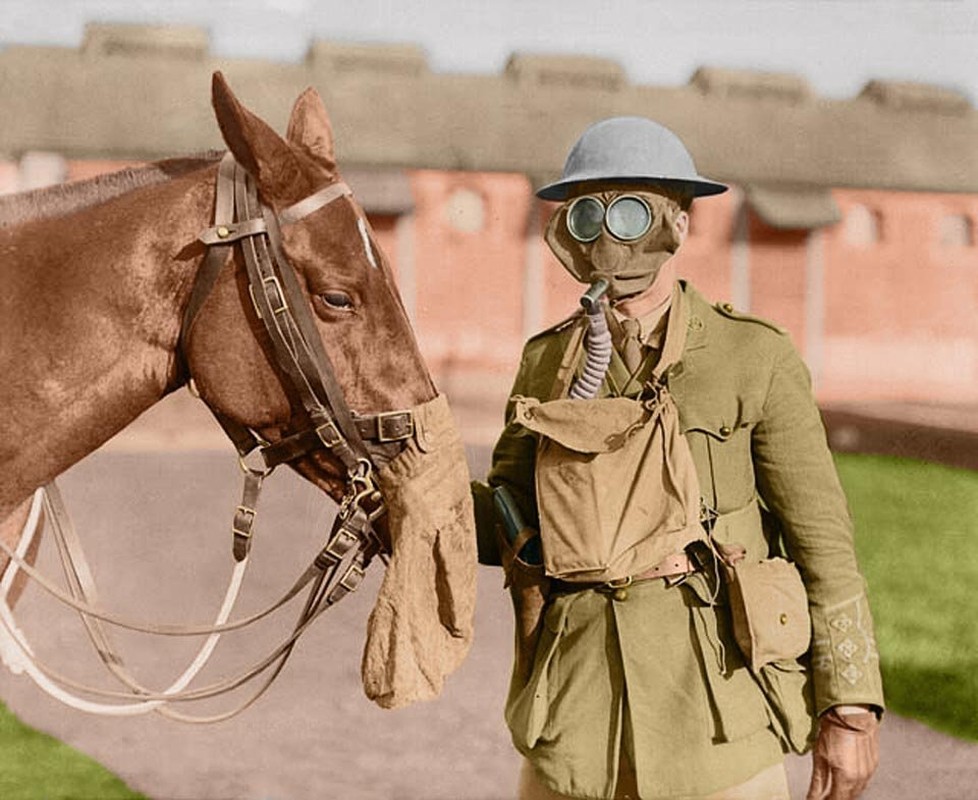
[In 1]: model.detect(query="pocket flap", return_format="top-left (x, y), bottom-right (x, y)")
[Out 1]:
top-left (512, 395), bottom-right (648, 454)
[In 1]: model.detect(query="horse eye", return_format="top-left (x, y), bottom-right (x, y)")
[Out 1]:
top-left (320, 290), bottom-right (354, 310)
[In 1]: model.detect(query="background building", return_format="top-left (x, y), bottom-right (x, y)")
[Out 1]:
top-left (2, 23), bottom-right (977, 418)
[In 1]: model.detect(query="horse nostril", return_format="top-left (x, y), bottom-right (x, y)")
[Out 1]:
top-left (320, 291), bottom-right (354, 311)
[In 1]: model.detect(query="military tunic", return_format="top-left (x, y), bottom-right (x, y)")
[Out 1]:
top-left (473, 281), bottom-right (884, 799)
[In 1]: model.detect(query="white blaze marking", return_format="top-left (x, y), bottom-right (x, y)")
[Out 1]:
top-left (357, 217), bottom-right (378, 269)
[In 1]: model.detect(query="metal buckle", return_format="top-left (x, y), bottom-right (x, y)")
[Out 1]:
top-left (262, 275), bottom-right (289, 315)
top-left (338, 563), bottom-right (365, 593)
top-left (232, 505), bottom-right (256, 538)
top-left (315, 421), bottom-right (343, 449)
top-left (324, 526), bottom-right (359, 562)
top-left (376, 411), bottom-right (414, 442)
top-left (599, 575), bottom-right (633, 602)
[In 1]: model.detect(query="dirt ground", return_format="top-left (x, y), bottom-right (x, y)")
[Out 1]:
top-left (0, 394), bottom-right (976, 799)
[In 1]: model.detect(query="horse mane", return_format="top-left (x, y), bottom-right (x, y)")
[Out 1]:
top-left (0, 151), bottom-right (225, 229)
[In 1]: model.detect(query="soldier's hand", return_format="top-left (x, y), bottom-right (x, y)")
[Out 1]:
top-left (806, 706), bottom-right (880, 800)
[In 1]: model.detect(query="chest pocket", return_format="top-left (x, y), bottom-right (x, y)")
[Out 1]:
top-left (681, 403), bottom-right (758, 514)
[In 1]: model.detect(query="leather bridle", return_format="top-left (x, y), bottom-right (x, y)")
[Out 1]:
top-left (181, 152), bottom-right (417, 574)
top-left (0, 152), bottom-right (425, 722)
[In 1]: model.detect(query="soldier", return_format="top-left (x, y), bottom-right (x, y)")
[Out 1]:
top-left (471, 117), bottom-right (883, 800)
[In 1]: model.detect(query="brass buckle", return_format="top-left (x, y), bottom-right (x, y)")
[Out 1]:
top-left (375, 411), bottom-right (414, 442)
top-left (324, 527), bottom-right (359, 562)
top-left (315, 421), bottom-right (343, 449)
top-left (262, 275), bottom-right (288, 315)
top-left (338, 563), bottom-right (365, 593)
top-left (599, 575), bottom-right (633, 602)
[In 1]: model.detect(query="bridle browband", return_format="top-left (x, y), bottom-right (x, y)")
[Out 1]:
top-left (180, 152), bottom-right (416, 567)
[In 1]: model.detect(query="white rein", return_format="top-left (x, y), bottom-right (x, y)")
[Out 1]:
top-left (0, 481), bottom-right (321, 722)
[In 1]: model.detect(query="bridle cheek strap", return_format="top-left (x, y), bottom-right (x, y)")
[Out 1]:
top-left (181, 153), bottom-right (414, 562)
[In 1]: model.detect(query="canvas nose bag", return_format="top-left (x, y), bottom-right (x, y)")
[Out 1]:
top-left (512, 286), bottom-right (704, 583)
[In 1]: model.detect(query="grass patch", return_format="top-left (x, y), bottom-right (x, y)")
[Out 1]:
top-left (0, 700), bottom-right (145, 799)
top-left (836, 452), bottom-right (978, 741)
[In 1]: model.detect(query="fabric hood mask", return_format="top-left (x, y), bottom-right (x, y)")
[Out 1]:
top-left (361, 394), bottom-right (477, 709)
top-left (545, 190), bottom-right (685, 300)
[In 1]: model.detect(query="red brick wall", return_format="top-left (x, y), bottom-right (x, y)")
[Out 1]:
top-left (8, 159), bottom-right (977, 406)
top-left (821, 189), bottom-right (978, 402)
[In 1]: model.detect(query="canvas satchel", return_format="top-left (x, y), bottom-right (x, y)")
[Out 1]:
top-left (512, 286), bottom-right (705, 583)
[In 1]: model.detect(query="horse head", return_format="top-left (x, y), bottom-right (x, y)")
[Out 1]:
top-left (184, 74), bottom-right (436, 503)
top-left (182, 74), bottom-right (476, 708)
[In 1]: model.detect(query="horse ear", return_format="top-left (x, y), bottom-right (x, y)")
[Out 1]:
top-left (286, 87), bottom-right (336, 170)
top-left (211, 71), bottom-right (306, 203)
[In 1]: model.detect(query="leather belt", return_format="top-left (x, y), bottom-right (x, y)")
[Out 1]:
top-left (551, 551), bottom-right (696, 596)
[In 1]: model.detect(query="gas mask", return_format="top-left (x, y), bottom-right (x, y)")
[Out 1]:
top-left (545, 189), bottom-right (685, 301)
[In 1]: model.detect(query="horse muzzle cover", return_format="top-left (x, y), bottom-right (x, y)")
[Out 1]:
top-left (361, 394), bottom-right (477, 709)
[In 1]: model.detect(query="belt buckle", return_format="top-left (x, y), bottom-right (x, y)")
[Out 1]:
top-left (600, 575), bottom-right (633, 602)
top-left (376, 411), bottom-right (414, 442)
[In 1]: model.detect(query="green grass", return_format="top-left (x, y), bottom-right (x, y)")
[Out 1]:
top-left (0, 701), bottom-right (146, 799)
top-left (836, 452), bottom-right (978, 742)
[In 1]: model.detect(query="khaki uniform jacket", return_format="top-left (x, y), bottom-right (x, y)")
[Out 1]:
top-left (473, 281), bottom-right (884, 799)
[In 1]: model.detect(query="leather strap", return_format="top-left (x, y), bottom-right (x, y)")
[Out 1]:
top-left (551, 551), bottom-right (696, 593)
top-left (262, 409), bottom-right (415, 469)
top-left (278, 182), bottom-right (351, 225)
top-left (0, 481), bottom-right (382, 721)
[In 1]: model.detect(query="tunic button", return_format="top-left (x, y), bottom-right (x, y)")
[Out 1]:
top-left (779, 613), bottom-right (789, 625)
top-left (722, 302), bottom-right (734, 312)
top-left (613, 588), bottom-right (629, 602)
top-left (719, 425), bottom-right (732, 437)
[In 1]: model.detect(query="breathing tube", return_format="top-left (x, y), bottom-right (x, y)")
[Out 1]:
top-left (568, 278), bottom-right (612, 400)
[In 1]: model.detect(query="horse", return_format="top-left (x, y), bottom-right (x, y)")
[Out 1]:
top-left (0, 72), bottom-right (476, 711)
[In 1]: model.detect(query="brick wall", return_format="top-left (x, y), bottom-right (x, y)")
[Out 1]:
top-left (5, 156), bottom-right (976, 406)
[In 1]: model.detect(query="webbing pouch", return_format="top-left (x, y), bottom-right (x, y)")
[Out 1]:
top-left (720, 550), bottom-right (812, 671)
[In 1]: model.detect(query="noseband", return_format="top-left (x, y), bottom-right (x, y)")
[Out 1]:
top-left (180, 153), bottom-right (414, 579)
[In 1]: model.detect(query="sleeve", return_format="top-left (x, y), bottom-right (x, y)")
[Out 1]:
top-left (751, 339), bottom-right (885, 715)
top-left (471, 348), bottom-right (541, 567)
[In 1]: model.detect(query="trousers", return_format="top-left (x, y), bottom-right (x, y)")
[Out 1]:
top-left (518, 758), bottom-right (790, 800)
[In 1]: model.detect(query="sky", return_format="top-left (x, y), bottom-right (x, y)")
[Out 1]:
top-left (1, 0), bottom-right (977, 104)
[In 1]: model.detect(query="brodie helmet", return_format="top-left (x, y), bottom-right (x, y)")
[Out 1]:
top-left (536, 116), bottom-right (727, 201)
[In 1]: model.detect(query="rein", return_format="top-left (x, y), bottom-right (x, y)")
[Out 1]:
top-left (0, 154), bottom-right (418, 722)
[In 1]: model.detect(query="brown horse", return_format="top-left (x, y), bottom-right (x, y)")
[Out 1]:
top-left (0, 73), bottom-right (476, 709)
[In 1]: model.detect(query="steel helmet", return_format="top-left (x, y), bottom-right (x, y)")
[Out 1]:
top-left (536, 116), bottom-right (727, 201)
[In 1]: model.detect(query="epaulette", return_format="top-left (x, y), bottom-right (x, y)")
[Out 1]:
top-left (713, 301), bottom-right (786, 335)
top-left (525, 309), bottom-right (586, 344)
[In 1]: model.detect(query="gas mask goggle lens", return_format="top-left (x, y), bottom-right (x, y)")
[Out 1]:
top-left (565, 194), bottom-right (653, 243)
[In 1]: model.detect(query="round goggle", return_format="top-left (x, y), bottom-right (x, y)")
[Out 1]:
top-left (565, 194), bottom-right (653, 243)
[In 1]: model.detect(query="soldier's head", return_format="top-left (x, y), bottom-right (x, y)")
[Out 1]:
top-left (538, 117), bottom-right (726, 301)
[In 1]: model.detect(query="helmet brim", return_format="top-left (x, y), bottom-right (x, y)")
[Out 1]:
top-left (536, 175), bottom-right (728, 202)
